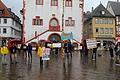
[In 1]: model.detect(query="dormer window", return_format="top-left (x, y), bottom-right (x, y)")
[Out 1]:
top-left (0, 10), bottom-right (3, 15)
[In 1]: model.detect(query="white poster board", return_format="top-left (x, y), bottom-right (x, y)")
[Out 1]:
top-left (78, 46), bottom-right (82, 50)
top-left (52, 43), bottom-right (61, 48)
top-left (86, 39), bottom-right (97, 49)
top-left (42, 48), bottom-right (50, 60)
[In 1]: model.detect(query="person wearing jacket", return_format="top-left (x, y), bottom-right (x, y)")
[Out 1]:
top-left (37, 44), bottom-right (43, 65)
top-left (27, 43), bottom-right (32, 60)
top-left (10, 44), bottom-right (17, 64)
top-left (1, 45), bottom-right (9, 65)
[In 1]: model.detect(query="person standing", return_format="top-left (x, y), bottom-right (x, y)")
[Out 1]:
top-left (79, 43), bottom-right (83, 57)
top-left (109, 44), bottom-right (114, 59)
top-left (21, 44), bottom-right (27, 59)
top-left (37, 44), bottom-right (43, 65)
top-left (64, 40), bottom-right (69, 58)
top-left (27, 43), bottom-right (32, 60)
top-left (10, 44), bottom-right (17, 64)
top-left (92, 47), bottom-right (98, 60)
top-left (1, 44), bottom-right (9, 65)
top-left (114, 43), bottom-right (120, 64)
top-left (68, 40), bottom-right (73, 57)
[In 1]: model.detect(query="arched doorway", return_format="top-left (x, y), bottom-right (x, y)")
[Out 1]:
top-left (48, 33), bottom-right (61, 42)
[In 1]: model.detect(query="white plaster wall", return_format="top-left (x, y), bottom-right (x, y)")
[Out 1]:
top-left (64, 0), bottom-right (82, 42)
top-left (25, 0), bottom-right (82, 43)
top-left (0, 18), bottom-right (21, 39)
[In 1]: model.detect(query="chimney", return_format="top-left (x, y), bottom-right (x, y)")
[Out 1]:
top-left (92, 7), bottom-right (94, 12)
top-left (8, 8), bottom-right (11, 12)
top-left (117, 0), bottom-right (119, 2)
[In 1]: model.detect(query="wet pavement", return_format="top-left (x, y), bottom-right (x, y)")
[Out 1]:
top-left (0, 50), bottom-right (120, 80)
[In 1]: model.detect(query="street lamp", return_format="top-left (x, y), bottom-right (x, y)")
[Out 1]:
top-left (81, 0), bottom-right (84, 43)
top-left (62, 0), bottom-right (64, 32)
top-left (20, 0), bottom-right (25, 44)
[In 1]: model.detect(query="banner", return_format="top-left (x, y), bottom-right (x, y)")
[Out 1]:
top-left (61, 32), bottom-right (73, 40)
top-left (52, 43), bottom-right (61, 48)
top-left (86, 39), bottom-right (97, 49)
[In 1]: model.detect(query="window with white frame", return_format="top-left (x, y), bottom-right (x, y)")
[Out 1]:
top-left (105, 28), bottom-right (109, 34)
top-left (11, 28), bottom-right (13, 35)
top-left (12, 19), bottom-right (14, 25)
top-left (32, 16), bottom-right (43, 26)
top-left (95, 18), bottom-right (99, 24)
top-left (51, 0), bottom-right (58, 6)
top-left (0, 10), bottom-right (3, 15)
top-left (100, 28), bottom-right (104, 34)
top-left (109, 28), bottom-right (113, 34)
top-left (4, 19), bottom-right (7, 24)
top-left (100, 18), bottom-right (103, 24)
top-left (65, 20), bottom-right (69, 26)
top-left (65, 17), bottom-right (75, 26)
top-left (105, 18), bottom-right (108, 24)
top-left (36, 0), bottom-right (43, 5)
top-left (65, 0), bottom-right (72, 7)
top-left (3, 28), bottom-right (7, 34)
top-left (109, 19), bottom-right (113, 24)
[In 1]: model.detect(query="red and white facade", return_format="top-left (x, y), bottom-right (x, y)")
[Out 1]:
top-left (23, 0), bottom-right (83, 44)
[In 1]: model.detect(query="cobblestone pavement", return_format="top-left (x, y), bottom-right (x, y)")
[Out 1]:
top-left (0, 50), bottom-right (120, 80)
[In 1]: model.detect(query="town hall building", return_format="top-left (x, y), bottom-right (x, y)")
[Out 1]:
top-left (23, 0), bottom-right (83, 46)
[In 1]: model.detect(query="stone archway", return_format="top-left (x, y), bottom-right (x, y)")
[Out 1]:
top-left (48, 33), bottom-right (61, 42)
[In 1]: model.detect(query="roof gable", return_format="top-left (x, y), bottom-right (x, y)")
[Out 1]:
top-left (0, 0), bottom-right (12, 17)
top-left (0, 1), bottom-right (21, 23)
top-left (93, 4), bottom-right (114, 17)
top-left (108, 1), bottom-right (120, 16)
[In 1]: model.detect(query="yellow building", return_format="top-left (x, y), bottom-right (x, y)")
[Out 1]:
top-left (84, 4), bottom-right (115, 47)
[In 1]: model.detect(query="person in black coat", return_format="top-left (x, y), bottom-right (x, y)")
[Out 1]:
top-left (68, 40), bottom-right (73, 57)
top-left (109, 44), bottom-right (114, 59)
top-left (92, 47), bottom-right (98, 60)
top-left (27, 43), bottom-right (32, 60)
top-left (64, 40), bottom-right (73, 58)
top-left (10, 44), bottom-right (17, 63)
top-left (64, 41), bottom-right (69, 58)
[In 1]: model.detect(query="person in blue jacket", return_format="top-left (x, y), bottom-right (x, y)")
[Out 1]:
top-left (27, 43), bottom-right (32, 60)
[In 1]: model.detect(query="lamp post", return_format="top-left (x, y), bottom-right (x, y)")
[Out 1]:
top-left (62, 0), bottom-right (64, 32)
top-left (82, 0), bottom-right (84, 44)
top-left (21, 0), bottom-right (25, 44)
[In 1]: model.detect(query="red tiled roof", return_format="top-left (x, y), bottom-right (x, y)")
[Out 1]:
top-left (0, 0), bottom-right (12, 17)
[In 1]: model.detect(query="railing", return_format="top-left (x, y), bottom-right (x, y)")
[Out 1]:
top-left (25, 30), bottom-right (49, 43)
top-left (73, 39), bottom-right (81, 44)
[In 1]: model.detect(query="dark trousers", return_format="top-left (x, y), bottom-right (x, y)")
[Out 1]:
top-left (28, 51), bottom-right (32, 59)
top-left (40, 57), bottom-right (43, 65)
top-left (110, 52), bottom-right (114, 58)
top-left (92, 52), bottom-right (96, 59)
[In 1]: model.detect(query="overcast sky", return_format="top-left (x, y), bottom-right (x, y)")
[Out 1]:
top-left (2, 0), bottom-right (118, 18)
top-left (84, 0), bottom-right (117, 12)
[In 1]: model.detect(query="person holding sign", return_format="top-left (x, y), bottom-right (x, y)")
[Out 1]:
top-left (42, 43), bottom-right (50, 62)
